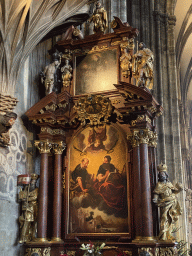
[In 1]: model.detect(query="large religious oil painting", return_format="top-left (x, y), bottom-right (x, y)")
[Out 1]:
top-left (74, 48), bottom-right (118, 95)
top-left (67, 125), bottom-right (130, 237)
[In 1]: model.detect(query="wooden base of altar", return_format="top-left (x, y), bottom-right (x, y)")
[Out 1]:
top-left (24, 240), bottom-right (178, 256)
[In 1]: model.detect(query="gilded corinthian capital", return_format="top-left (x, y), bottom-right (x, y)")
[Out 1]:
top-left (128, 129), bottom-right (154, 147)
top-left (148, 131), bottom-right (158, 147)
top-left (34, 140), bottom-right (52, 154)
top-left (53, 141), bottom-right (66, 154)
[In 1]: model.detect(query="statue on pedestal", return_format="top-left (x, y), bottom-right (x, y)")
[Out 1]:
top-left (61, 59), bottom-right (73, 88)
top-left (40, 52), bottom-right (61, 95)
top-left (120, 47), bottom-right (132, 78)
top-left (132, 42), bottom-right (154, 89)
top-left (153, 163), bottom-right (183, 241)
top-left (89, 1), bottom-right (108, 34)
top-left (18, 173), bottom-right (39, 243)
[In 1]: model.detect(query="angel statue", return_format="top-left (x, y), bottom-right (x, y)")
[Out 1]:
top-left (61, 59), bottom-right (73, 88)
top-left (132, 42), bottom-right (154, 89)
top-left (40, 52), bottom-right (61, 95)
top-left (153, 163), bottom-right (183, 241)
top-left (89, 1), bottom-right (108, 34)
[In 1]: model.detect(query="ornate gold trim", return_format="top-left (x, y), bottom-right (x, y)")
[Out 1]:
top-left (40, 127), bottom-right (65, 136)
top-left (33, 237), bottom-right (49, 243)
top-left (45, 104), bottom-right (57, 112)
top-left (155, 247), bottom-right (177, 256)
top-left (148, 131), bottom-right (158, 148)
top-left (138, 247), bottom-right (153, 256)
top-left (123, 250), bottom-right (132, 256)
top-left (53, 141), bottom-right (66, 154)
top-left (128, 129), bottom-right (152, 146)
top-left (51, 237), bottom-right (63, 242)
top-left (34, 140), bottom-right (53, 154)
top-left (43, 247), bottom-right (51, 256)
top-left (67, 251), bottom-right (76, 256)
top-left (74, 94), bottom-right (113, 126)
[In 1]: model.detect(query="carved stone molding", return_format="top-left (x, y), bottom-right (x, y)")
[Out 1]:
top-left (155, 247), bottom-right (177, 256)
top-left (53, 141), bottom-right (66, 154)
top-left (35, 140), bottom-right (53, 154)
top-left (74, 94), bottom-right (113, 126)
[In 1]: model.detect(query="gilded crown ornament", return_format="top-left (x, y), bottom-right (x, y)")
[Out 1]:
top-left (157, 162), bottom-right (167, 172)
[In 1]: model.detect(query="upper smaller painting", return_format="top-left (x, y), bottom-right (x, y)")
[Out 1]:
top-left (74, 47), bottom-right (118, 95)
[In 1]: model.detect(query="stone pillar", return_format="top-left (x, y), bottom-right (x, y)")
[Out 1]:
top-left (35, 140), bottom-right (52, 241)
top-left (52, 141), bottom-right (66, 242)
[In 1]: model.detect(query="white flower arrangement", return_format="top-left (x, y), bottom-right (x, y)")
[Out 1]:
top-left (80, 242), bottom-right (106, 256)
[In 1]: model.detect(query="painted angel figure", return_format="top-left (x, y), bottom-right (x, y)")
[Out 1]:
top-left (132, 42), bottom-right (154, 89)
top-left (89, 1), bottom-right (108, 34)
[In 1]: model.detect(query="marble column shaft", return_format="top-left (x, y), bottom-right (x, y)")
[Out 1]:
top-left (52, 142), bottom-right (65, 240)
top-left (35, 140), bottom-right (52, 240)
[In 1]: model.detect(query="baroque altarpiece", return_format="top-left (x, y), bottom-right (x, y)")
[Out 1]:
top-left (23, 17), bottom-right (179, 256)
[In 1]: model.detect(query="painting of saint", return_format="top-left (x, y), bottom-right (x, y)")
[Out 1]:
top-left (68, 125), bottom-right (130, 235)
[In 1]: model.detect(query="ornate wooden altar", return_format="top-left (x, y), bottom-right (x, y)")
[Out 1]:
top-left (25, 18), bottom-right (177, 256)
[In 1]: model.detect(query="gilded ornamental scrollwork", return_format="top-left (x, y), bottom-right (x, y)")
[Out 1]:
top-left (74, 94), bottom-right (113, 126)
top-left (53, 141), bottom-right (66, 154)
top-left (35, 140), bottom-right (53, 154)
top-left (138, 247), bottom-right (153, 256)
top-left (43, 247), bottom-right (51, 256)
top-left (155, 247), bottom-right (177, 256)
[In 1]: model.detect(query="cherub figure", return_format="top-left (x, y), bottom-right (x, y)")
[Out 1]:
top-left (132, 42), bottom-right (154, 89)
top-left (153, 163), bottom-right (183, 241)
top-left (89, 1), bottom-right (108, 34)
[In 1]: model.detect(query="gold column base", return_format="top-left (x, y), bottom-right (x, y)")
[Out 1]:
top-left (50, 237), bottom-right (63, 243)
top-left (32, 237), bottom-right (50, 243)
top-left (132, 236), bottom-right (156, 243)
